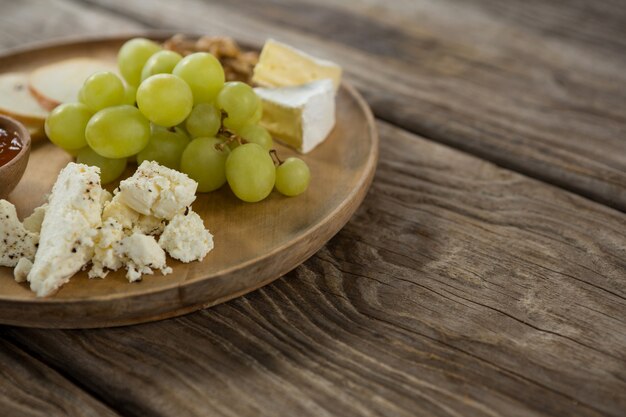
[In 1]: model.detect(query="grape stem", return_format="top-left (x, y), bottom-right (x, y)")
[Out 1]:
top-left (270, 149), bottom-right (283, 166)
top-left (215, 128), bottom-right (247, 151)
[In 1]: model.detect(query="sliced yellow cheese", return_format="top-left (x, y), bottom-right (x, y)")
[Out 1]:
top-left (252, 39), bottom-right (342, 91)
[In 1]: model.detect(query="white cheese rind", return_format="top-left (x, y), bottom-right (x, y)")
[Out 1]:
top-left (117, 161), bottom-right (197, 220)
top-left (0, 199), bottom-right (39, 267)
top-left (159, 210), bottom-right (213, 263)
top-left (252, 39), bottom-right (342, 91)
top-left (27, 163), bottom-right (105, 297)
top-left (255, 79), bottom-right (335, 153)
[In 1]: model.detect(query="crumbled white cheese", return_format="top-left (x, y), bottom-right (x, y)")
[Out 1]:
top-left (133, 214), bottom-right (165, 236)
top-left (14, 257), bottom-right (33, 283)
top-left (0, 199), bottom-right (39, 267)
top-left (117, 232), bottom-right (171, 282)
top-left (23, 203), bottom-right (48, 233)
top-left (100, 189), bottom-right (112, 205)
top-left (116, 161), bottom-right (197, 220)
top-left (27, 163), bottom-right (105, 297)
top-left (7, 160), bottom-right (213, 295)
top-left (102, 196), bottom-right (140, 230)
top-left (159, 210), bottom-right (213, 263)
top-left (89, 218), bottom-right (125, 279)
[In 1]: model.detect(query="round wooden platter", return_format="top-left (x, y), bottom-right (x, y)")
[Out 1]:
top-left (0, 34), bottom-right (378, 328)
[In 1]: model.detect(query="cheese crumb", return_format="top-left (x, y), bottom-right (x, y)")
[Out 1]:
top-left (159, 210), bottom-right (213, 263)
top-left (23, 203), bottom-right (48, 233)
top-left (89, 218), bottom-right (125, 279)
top-left (116, 161), bottom-right (197, 220)
top-left (0, 199), bottom-right (39, 267)
top-left (14, 257), bottom-right (33, 283)
top-left (102, 197), bottom-right (140, 230)
top-left (117, 233), bottom-right (171, 282)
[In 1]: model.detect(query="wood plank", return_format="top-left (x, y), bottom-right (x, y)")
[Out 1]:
top-left (5, 121), bottom-right (625, 417)
top-left (0, 339), bottom-right (121, 417)
top-left (76, 0), bottom-right (626, 211)
top-left (0, 0), bottom-right (142, 50)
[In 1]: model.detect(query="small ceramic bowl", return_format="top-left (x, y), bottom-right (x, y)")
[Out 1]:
top-left (0, 115), bottom-right (31, 199)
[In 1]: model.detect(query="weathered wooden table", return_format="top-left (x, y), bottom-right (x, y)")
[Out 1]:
top-left (1, 1), bottom-right (624, 416)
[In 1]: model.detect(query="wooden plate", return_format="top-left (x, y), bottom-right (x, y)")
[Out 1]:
top-left (0, 34), bottom-right (378, 328)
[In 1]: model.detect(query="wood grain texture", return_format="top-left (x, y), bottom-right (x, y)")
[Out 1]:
top-left (0, 1), bottom-right (624, 416)
top-left (0, 339), bottom-right (120, 417)
top-left (0, 0), bottom-right (141, 49)
top-left (74, 0), bottom-right (626, 211)
top-left (5, 121), bottom-right (625, 417)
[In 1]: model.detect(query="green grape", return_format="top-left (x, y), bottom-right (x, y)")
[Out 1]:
top-left (185, 103), bottom-right (221, 138)
top-left (137, 74), bottom-right (193, 127)
top-left (76, 146), bottom-right (127, 184)
top-left (180, 137), bottom-right (230, 192)
top-left (217, 82), bottom-right (260, 128)
top-left (237, 124), bottom-right (273, 150)
top-left (173, 126), bottom-right (189, 139)
top-left (122, 84), bottom-right (137, 105)
top-left (118, 38), bottom-right (161, 86)
top-left (153, 123), bottom-right (189, 139)
top-left (78, 86), bottom-right (86, 103)
top-left (172, 52), bottom-right (224, 104)
top-left (86, 105), bottom-right (151, 159)
top-left (275, 157), bottom-right (310, 197)
top-left (225, 143), bottom-right (275, 202)
top-left (78, 71), bottom-right (125, 112)
top-left (44, 102), bottom-right (92, 151)
top-left (140, 50), bottom-right (182, 82)
top-left (137, 129), bottom-right (190, 170)
top-left (249, 102), bottom-right (263, 124)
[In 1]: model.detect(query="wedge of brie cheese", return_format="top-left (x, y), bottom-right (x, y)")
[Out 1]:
top-left (253, 39), bottom-right (342, 91)
top-left (28, 163), bottom-right (105, 297)
top-left (255, 79), bottom-right (336, 153)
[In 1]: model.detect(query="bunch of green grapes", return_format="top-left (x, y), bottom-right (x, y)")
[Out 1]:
top-left (44, 37), bottom-right (309, 200)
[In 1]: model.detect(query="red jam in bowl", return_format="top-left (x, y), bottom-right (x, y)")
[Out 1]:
top-left (0, 127), bottom-right (22, 167)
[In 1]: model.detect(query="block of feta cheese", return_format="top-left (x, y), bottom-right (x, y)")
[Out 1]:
top-left (28, 163), bottom-right (106, 297)
top-left (0, 200), bottom-right (39, 267)
top-left (159, 210), bottom-right (213, 263)
top-left (13, 257), bottom-right (33, 283)
top-left (252, 39), bottom-right (342, 91)
top-left (254, 79), bottom-right (335, 153)
top-left (116, 161), bottom-right (197, 220)
top-left (117, 233), bottom-right (171, 282)
top-left (22, 203), bottom-right (48, 233)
